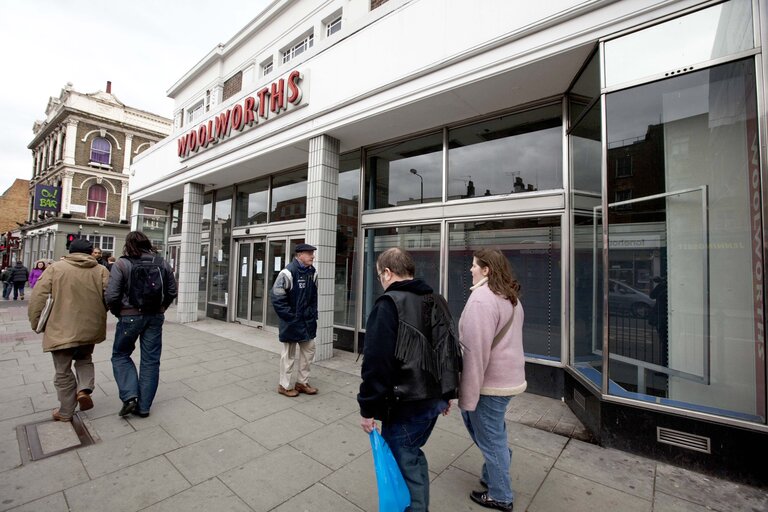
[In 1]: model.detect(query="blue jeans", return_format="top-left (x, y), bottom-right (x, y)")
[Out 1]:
top-left (2, 282), bottom-right (10, 299)
top-left (462, 395), bottom-right (514, 504)
top-left (111, 314), bottom-right (164, 414)
top-left (382, 411), bottom-right (440, 512)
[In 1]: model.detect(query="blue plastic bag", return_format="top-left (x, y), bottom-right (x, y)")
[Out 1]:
top-left (369, 429), bottom-right (410, 512)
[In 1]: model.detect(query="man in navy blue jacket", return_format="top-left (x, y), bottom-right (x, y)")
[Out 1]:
top-left (271, 243), bottom-right (319, 397)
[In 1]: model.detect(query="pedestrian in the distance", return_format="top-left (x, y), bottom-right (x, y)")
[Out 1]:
top-left (9, 260), bottom-right (29, 300)
top-left (27, 238), bottom-right (110, 421)
top-left (28, 260), bottom-right (46, 288)
top-left (1, 266), bottom-right (11, 300)
top-left (458, 249), bottom-right (526, 512)
top-left (106, 231), bottom-right (177, 418)
top-left (271, 243), bottom-right (320, 397)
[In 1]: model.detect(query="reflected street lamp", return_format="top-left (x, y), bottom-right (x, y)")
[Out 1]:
top-left (409, 168), bottom-right (423, 204)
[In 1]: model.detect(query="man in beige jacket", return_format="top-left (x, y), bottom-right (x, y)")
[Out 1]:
top-left (28, 238), bottom-right (110, 421)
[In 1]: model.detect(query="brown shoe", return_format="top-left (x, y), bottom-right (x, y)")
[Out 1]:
top-left (77, 391), bottom-right (93, 411)
top-left (295, 382), bottom-right (318, 395)
top-left (51, 408), bottom-right (72, 422)
top-left (278, 385), bottom-right (299, 397)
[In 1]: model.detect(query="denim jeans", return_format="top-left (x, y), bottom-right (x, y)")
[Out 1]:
top-left (461, 395), bottom-right (514, 504)
top-left (382, 411), bottom-right (440, 512)
top-left (12, 282), bottom-right (24, 299)
top-left (111, 314), bottom-right (164, 414)
top-left (2, 282), bottom-right (10, 299)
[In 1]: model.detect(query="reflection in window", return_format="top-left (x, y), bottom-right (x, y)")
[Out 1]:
top-left (447, 217), bottom-right (562, 360)
top-left (366, 132), bottom-right (443, 208)
top-left (447, 105), bottom-right (562, 199)
top-left (604, 58), bottom-right (763, 421)
top-left (171, 202), bottom-right (183, 235)
top-left (335, 151), bottom-right (360, 331)
top-left (235, 177), bottom-right (269, 226)
top-left (270, 168), bottom-right (307, 222)
top-left (209, 188), bottom-right (232, 305)
top-left (202, 193), bottom-right (212, 231)
top-left (362, 225), bottom-right (441, 329)
top-left (87, 184), bottom-right (107, 218)
top-left (90, 137), bottom-right (111, 165)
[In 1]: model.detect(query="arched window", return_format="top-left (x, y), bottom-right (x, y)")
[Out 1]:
top-left (90, 137), bottom-right (111, 165)
top-left (87, 184), bottom-right (107, 218)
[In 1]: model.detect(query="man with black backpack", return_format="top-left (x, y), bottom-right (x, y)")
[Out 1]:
top-left (106, 231), bottom-right (177, 418)
top-left (358, 248), bottom-right (461, 512)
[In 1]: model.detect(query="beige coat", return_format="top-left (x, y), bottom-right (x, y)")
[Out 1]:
top-left (28, 254), bottom-right (110, 352)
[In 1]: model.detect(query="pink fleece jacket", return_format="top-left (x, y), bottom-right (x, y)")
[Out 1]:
top-left (458, 279), bottom-right (527, 411)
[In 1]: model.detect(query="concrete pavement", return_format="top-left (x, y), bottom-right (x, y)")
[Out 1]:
top-left (1, 300), bottom-right (766, 511)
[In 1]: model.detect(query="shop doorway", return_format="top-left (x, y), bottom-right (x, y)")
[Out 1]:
top-left (235, 235), bottom-right (304, 330)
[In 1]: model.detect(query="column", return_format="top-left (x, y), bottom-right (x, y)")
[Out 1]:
top-left (123, 134), bottom-right (133, 173)
top-left (63, 119), bottom-right (78, 165)
top-left (306, 134), bottom-right (340, 361)
top-left (55, 128), bottom-right (64, 162)
top-left (61, 170), bottom-right (74, 215)
top-left (119, 181), bottom-right (129, 222)
top-left (177, 182), bottom-right (204, 323)
top-left (130, 199), bottom-right (140, 231)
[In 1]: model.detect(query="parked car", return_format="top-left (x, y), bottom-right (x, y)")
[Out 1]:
top-left (608, 279), bottom-right (655, 318)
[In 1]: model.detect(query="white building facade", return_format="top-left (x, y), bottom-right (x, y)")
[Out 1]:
top-left (131, 0), bottom-right (768, 483)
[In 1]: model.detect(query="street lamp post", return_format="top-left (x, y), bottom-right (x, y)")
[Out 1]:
top-left (409, 168), bottom-right (423, 204)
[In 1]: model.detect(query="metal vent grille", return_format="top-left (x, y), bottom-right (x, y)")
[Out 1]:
top-left (657, 427), bottom-right (711, 454)
top-left (573, 389), bottom-right (586, 410)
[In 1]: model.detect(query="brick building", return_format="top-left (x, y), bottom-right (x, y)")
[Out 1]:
top-left (0, 179), bottom-right (29, 266)
top-left (21, 82), bottom-right (171, 265)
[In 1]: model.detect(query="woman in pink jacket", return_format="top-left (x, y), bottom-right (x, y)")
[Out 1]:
top-left (458, 249), bottom-right (526, 512)
top-left (28, 261), bottom-right (46, 288)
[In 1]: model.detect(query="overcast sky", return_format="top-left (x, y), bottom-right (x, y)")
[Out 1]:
top-left (0, 0), bottom-right (270, 194)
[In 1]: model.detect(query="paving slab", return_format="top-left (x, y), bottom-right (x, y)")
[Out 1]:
top-left (77, 425), bottom-right (180, 478)
top-left (239, 408), bottom-right (325, 450)
top-left (292, 391), bottom-right (360, 424)
top-left (290, 420), bottom-right (371, 470)
top-left (0, 398), bottom-right (34, 422)
top-left (0, 438), bottom-right (21, 472)
top-left (224, 389), bottom-right (297, 421)
top-left (430, 465), bottom-right (506, 511)
top-left (653, 491), bottom-right (722, 512)
top-left (219, 444), bottom-right (333, 512)
top-left (554, 438), bottom-right (656, 499)
top-left (423, 425), bottom-right (475, 474)
top-left (181, 369), bottom-right (242, 392)
top-left (271, 482), bottom-right (366, 512)
top-left (507, 420), bottom-right (568, 459)
top-left (0, 451), bottom-right (89, 512)
top-left (166, 428), bottom-right (267, 484)
top-left (184, 382), bottom-right (253, 410)
top-left (142, 478), bottom-right (252, 512)
top-left (321, 451), bottom-right (377, 512)
top-left (5, 492), bottom-right (68, 512)
top-left (655, 462), bottom-right (768, 512)
top-left (527, 468), bottom-right (652, 512)
top-left (64, 456), bottom-right (190, 512)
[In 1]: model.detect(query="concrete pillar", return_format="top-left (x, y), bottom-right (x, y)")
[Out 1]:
top-left (63, 119), bottom-right (78, 165)
top-left (123, 134), bottom-right (133, 173)
top-left (55, 129), bottom-right (64, 162)
top-left (177, 182), bottom-right (204, 323)
top-left (306, 134), bottom-right (340, 361)
top-left (119, 181), bottom-right (129, 222)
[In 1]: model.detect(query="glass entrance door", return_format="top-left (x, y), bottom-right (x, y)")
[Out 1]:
top-left (236, 236), bottom-right (302, 328)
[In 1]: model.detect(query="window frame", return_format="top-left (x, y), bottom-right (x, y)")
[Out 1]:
top-left (89, 137), bottom-right (112, 167)
top-left (281, 32), bottom-right (314, 64)
top-left (86, 184), bottom-right (108, 219)
top-left (326, 15), bottom-right (342, 37)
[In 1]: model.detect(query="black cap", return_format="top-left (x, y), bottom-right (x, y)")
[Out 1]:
top-left (295, 243), bottom-right (317, 253)
top-left (69, 238), bottom-right (94, 255)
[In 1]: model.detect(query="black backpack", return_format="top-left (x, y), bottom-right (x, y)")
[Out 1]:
top-left (125, 254), bottom-right (165, 313)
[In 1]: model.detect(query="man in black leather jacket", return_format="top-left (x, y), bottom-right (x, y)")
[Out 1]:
top-left (358, 247), bottom-right (457, 512)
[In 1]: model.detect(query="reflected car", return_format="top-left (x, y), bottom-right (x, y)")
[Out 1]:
top-left (608, 279), bottom-right (655, 318)
top-left (211, 273), bottom-right (228, 287)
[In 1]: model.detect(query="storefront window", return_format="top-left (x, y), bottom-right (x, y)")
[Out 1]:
top-left (447, 217), bottom-right (562, 360)
top-left (362, 224), bottom-right (441, 329)
top-left (569, 49), bottom-right (600, 122)
top-left (270, 167), bottom-right (307, 222)
top-left (334, 151), bottom-right (360, 329)
top-left (140, 206), bottom-right (167, 252)
top-left (171, 202), bottom-right (183, 235)
top-left (235, 177), bottom-right (269, 226)
top-left (604, 58), bottom-right (763, 422)
top-left (447, 104), bottom-right (562, 199)
top-left (604, 0), bottom-right (753, 88)
top-left (209, 188), bottom-right (232, 305)
top-left (365, 132), bottom-right (443, 209)
top-left (202, 193), bottom-right (212, 232)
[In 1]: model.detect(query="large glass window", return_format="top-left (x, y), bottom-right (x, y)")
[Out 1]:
top-left (448, 217), bottom-right (562, 360)
top-left (87, 184), bottom-right (107, 218)
top-left (202, 193), bottom-right (212, 232)
top-left (604, 58), bottom-right (763, 422)
top-left (171, 202), bottom-right (183, 235)
top-left (335, 151), bottom-right (360, 328)
top-left (447, 105), bottom-right (562, 199)
top-left (235, 177), bottom-right (269, 226)
top-left (270, 168), bottom-right (307, 222)
top-left (90, 137), bottom-right (111, 165)
top-left (366, 132), bottom-right (443, 209)
top-left (209, 188), bottom-right (232, 305)
top-left (604, 0), bottom-right (753, 88)
top-left (362, 224), bottom-right (441, 328)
